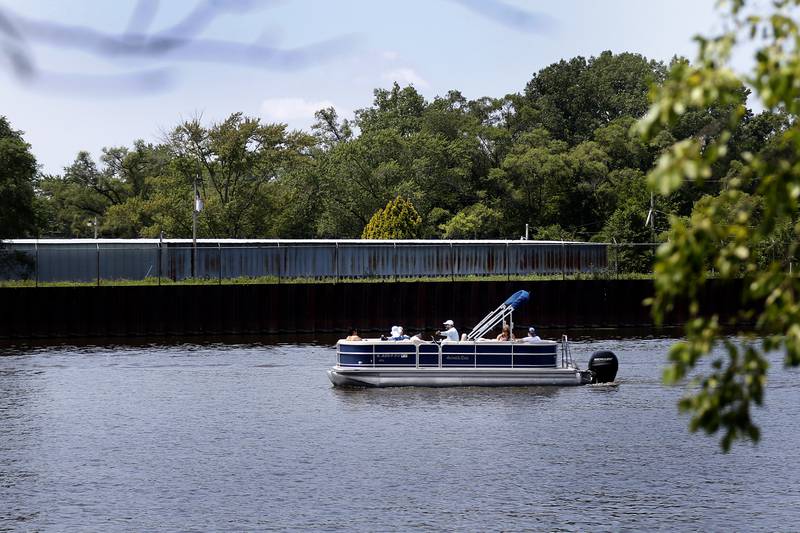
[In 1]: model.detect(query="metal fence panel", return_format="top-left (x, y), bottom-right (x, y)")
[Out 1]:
top-left (338, 244), bottom-right (392, 277)
top-left (99, 243), bottom-right (160, 281)
top-left (1, 240), bottom-right (611, 282)
top-left (38, 244), bottom-right (98, 282)
top-left (164, 245), bottom-right (192, 281)
top-left (220, 246), bottom-right (281, 279)
top-left (283, 244), bottom-right (336, 278)
top-left (396, 244), bottom-right (452, 278)
top-left (453, 244), bottom-right (507, 276)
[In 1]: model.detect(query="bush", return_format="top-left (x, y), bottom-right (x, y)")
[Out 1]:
top-left (362, 196), bottom-right (422, 239)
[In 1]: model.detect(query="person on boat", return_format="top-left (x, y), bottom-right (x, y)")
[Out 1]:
top-left (522, 327), bottom-right (541, 343)
top-left (496, 323), bottom-right (513, 341)
top-left (345, 328), bottom-right (362, 341)
top-left (387, 325), bottom-right (410, 341)
top-left (437, 320), bottom-right (459, 342)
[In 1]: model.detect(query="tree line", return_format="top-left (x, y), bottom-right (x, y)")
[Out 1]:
top-left (0, 51), bottom-right (787, 260)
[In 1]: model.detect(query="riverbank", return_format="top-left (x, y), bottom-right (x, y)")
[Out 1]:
top-left (0, 279), bottom-right (743, 339)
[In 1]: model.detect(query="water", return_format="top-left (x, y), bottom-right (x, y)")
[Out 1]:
top-left (1, 336), bottom-right (799, 532)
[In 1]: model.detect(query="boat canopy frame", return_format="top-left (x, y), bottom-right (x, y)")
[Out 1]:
top-left (467, 290), bottom-right (530, 341)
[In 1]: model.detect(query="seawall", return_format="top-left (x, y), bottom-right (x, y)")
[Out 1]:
top-left (0, 279), bottom-right (742, 339)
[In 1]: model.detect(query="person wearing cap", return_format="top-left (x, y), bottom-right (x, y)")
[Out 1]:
top-left (522, 327), bottom-right (541, 343)
top-left (437, 320), bottom-right (459, 342)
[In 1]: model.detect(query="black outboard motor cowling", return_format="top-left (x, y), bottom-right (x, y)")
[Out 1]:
top-left (588, 351), bottom-right (618, 384)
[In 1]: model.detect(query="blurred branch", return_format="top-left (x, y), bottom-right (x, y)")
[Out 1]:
top-left (0, 0), bottom-right (358, 94)
top-left (450, 0), bottom-right (555, 33)
top-left (124, 0), bottom-right (159, 37)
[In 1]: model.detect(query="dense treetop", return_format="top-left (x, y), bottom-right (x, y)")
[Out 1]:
top-left (0, 51), bottom-right (785, 260)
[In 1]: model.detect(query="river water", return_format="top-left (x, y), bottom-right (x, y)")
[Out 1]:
top-left (1, 335), bottom-right (799, 532)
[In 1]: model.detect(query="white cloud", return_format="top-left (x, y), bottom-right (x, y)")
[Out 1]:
top-left (260, 97), bottom-right (335, 123)
top-left (381, 67), bottom-right (430, 88)
top-left (381, 50), bottom-right (400, 61)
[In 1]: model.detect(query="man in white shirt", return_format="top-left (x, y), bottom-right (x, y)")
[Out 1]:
top-left (438, 319), bottom-right (459, 341)
top-left (522, 327), bottom-right (541, 343)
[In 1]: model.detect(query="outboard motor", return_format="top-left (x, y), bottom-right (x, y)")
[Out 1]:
top-left (588, 350), bottom-right (618, 384)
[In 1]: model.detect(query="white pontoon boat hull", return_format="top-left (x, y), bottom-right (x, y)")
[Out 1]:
top-left (328, 366), bottom-right (583, 387)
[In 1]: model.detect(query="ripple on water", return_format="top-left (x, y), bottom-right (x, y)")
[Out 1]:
top-left (0, 338), bottom-right (798, 531)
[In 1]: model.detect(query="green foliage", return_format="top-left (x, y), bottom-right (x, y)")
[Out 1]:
top-left (520, 51), bottom-right (667, 144)
top-left (313, 85), bottom-right (478, 237)
top-left (531, 224), bottom-right (576, 241)
top-left (637, 0), bottom-right (800, 451)
top-left (439, 203), bottom-right (504, 239)
top-left (13, 52), bottom-right (695, 243)
top-left (361, 196), bottom-right (422, 239)
top-left (0, 117), bottom-right (37, 238)
top-left (167, 112), bottom-right (316, 238)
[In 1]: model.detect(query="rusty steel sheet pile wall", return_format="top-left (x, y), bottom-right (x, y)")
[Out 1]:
top-left (0, 240), bottom-right (608, 283)
top-left (0, 279), bottom-right (745, 339)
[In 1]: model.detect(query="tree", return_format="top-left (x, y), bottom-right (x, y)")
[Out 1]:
top-left (636, 0), bottom-right (800, 450)
top-left (0, 117), bottom-right (37, 238)
top-left (519, 52), bottom-right (667, 144)
top-left (596, 169), bottom-right (660, 273)
top-left (496, 129), bottom-right (574, 235)
top-left (38, 151), bottom-right (125, 237)
top-left (168, 112), bottom-right (316, 238)
top-left (439, 203), bottom-right (504, 239)
top-left (313, 85), bottom-right (480, 237)
top-left (362, 196), bottom-right (422, 239)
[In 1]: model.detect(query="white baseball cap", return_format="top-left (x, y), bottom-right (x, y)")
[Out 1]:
top-left (443, 319), bottom-right (454, 326)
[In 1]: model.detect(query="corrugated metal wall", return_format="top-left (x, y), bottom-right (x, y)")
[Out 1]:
top-left (0, 240), bottom-right (608, 282)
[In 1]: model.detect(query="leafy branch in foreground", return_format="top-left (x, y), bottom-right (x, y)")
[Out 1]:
top-left (637, 0), bottom-right (800, 451)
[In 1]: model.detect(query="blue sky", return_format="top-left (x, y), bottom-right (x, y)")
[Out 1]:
top-left (0, 0), bottom-right (719, 174)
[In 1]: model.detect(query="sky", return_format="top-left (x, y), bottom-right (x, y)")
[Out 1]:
top-left (0, 0), bottom-right (721, 174)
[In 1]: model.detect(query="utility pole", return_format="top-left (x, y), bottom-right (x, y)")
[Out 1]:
top-left (650, 192), bottom-right (656, 243)
top-left (192, 177), bottom-right (199, 278)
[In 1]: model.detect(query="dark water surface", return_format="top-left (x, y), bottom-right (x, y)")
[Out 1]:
top-left (1, 336), bottom-right (799, 532)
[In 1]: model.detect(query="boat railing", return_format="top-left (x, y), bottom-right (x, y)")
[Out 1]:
top-left (560, 335), bottom-right (575, 369)
top-left (337, 340), bottom-right (559, 369)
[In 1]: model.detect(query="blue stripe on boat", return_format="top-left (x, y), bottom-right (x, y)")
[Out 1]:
top-left (419, 353), bottom-right (438, 366)
top-left (476, 354), bottom-right (512, 367)
top-left (514, 353), bottom-right (556, 366)
top-left (339, 353), bottom-right (373, 366)
top-left (476, 344), bottom-right (510, 354)
top-left (339, 344), bottom-right (374, 353)
top-left (513, 345), bottom-right (557, 355)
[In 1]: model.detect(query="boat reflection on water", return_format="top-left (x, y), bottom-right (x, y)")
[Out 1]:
top-left (329, 382), bottom-right (562, 408)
